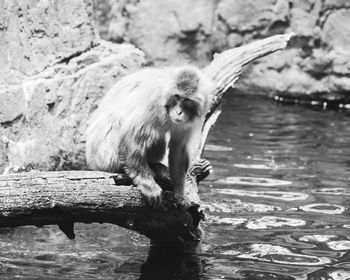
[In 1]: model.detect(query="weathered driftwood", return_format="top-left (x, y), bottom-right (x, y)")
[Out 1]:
top-left (0, 33), bottom-right (294, 242)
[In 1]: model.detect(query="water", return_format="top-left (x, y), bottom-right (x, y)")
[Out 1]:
top-left (1, 93), bottom-right (350, 279)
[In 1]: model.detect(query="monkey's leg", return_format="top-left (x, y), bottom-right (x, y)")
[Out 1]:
top-left (125, 151), bottom-right (163, 207)
top-left (131, 171), bottom-right (163, 207)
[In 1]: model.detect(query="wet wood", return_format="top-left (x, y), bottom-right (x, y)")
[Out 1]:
top-left (0, 33), bottom-right (294, 242)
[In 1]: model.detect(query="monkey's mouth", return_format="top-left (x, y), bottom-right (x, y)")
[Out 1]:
top-left (173, 118), bottom-right (186, 124)
top-left (170, 113), bottom-right (188, 124)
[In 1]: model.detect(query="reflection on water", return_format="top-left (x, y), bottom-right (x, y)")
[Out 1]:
top-left (1, 93), bottom-right (350, 279)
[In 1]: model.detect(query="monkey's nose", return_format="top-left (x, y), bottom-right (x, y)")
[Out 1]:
top-left (176, 109), bottom-right (183, 116)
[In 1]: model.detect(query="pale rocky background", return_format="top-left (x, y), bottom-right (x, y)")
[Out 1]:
top-left (1, 0), bottom-right (350, 173)
top-left (96, 0), bottom-right (350, 99)
top-left (0, 0), bottom-right (144, 173)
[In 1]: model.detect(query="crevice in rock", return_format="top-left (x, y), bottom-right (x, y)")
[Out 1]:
top-left (318, 6), bottom-right (350, 29)
top-left (0, 114), bottom-right (24, 129)
top-left (268, 20), bottom-right (290, 35)
top-left (47, 102), bottom-right (55, 113)
top-left (57, 50), bottom-right (86, 65)
top-left (31, 28), bottom-right (47, 38)
top-left (55, 42), bottom-right (99, 65)
top-left (288, 35), bottom-right (313, 56)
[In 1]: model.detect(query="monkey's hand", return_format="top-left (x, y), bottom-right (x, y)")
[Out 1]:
top-left (161, 191), bottom-right (192, 209)
top-left (173, 192), bottom-right (193, 208)
top-left (137, 178), bottom-right (163, 208)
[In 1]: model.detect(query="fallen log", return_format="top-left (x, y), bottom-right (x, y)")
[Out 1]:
top-left (0, 33), bottom-right (294, 242)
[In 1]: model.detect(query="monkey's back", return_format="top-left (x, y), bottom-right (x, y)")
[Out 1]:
top-left (86, 68), bottom-right (170, 172)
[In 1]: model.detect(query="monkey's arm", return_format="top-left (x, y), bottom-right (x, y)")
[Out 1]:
top-left (168, 135), bottom-right (189, 198)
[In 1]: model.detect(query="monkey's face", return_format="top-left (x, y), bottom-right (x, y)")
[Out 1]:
top-left (166, 94), bottom-right (199, 125)
top-left (164, 67), bottom-right (212, 125)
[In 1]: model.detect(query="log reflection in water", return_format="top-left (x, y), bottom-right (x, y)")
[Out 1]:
top-left (139, 242), bottom-right (204, 280)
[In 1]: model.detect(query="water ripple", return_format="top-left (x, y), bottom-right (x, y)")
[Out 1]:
top-left (216, 176), bottom-right (292, 187)
top-left (216, 189), bottom-right (308, 201)
top-left (233, 163), bottom-right (305, 170)
top-left (299, 203), bottom-right (345, 214)
top-left (206, 215), bottom-right (247, 226)
top-left (313, 188), bottom-right (350, 196)
top-left (202, 200), bottom-right (279, 213)
top-left (299, 235), bottom-right (337, 243)
top-left (222, 243), bottom-right (331, 266)
top-left (327, 241), bottom-right (350, 251)
top-left (204, 144), bottom-right (233, 152)
top-left (246, 216), bottom-right (306, 229)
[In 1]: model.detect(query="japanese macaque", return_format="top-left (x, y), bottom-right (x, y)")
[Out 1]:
top-left (86, 66), bottom-right (214, 206)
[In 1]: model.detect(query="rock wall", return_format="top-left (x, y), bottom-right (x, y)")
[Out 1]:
top-left (96, 0), bottom-right (350, 99)
top-left (0, 0), bottom-right (145, 173)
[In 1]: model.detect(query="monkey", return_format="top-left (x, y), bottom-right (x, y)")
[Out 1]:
top-left (85, 66), bottom-right (214, 207)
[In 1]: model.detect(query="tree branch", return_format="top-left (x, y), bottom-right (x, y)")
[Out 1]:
top-left (0, 33), bottom-right (294, 242)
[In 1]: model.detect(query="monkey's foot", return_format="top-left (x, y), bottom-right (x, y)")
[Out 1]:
top-left (138, 183), bottom-right (163, 208)
top-left (150, 163), bottom-right (172, 191)
top-left (188, 158), bottom-right (213, 183)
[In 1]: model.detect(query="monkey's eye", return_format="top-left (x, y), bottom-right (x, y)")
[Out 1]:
top-left (183, 98), bottom-right (195, 108)
top-left (173, 94), bottom-right (180, 101)
top-left (182, 98), bottom-right (199, 117)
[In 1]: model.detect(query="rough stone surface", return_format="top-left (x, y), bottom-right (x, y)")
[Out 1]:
top-left (0, 41), bottom-right (144, 174)
top-left (96, 0), bottom-right (350, 98)
top-left (0, 0), bottom-right (97, 78)
top-left (0, 0), bottom-right (145, 173)
top-left (96, 0), bottom-right (215, 67)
